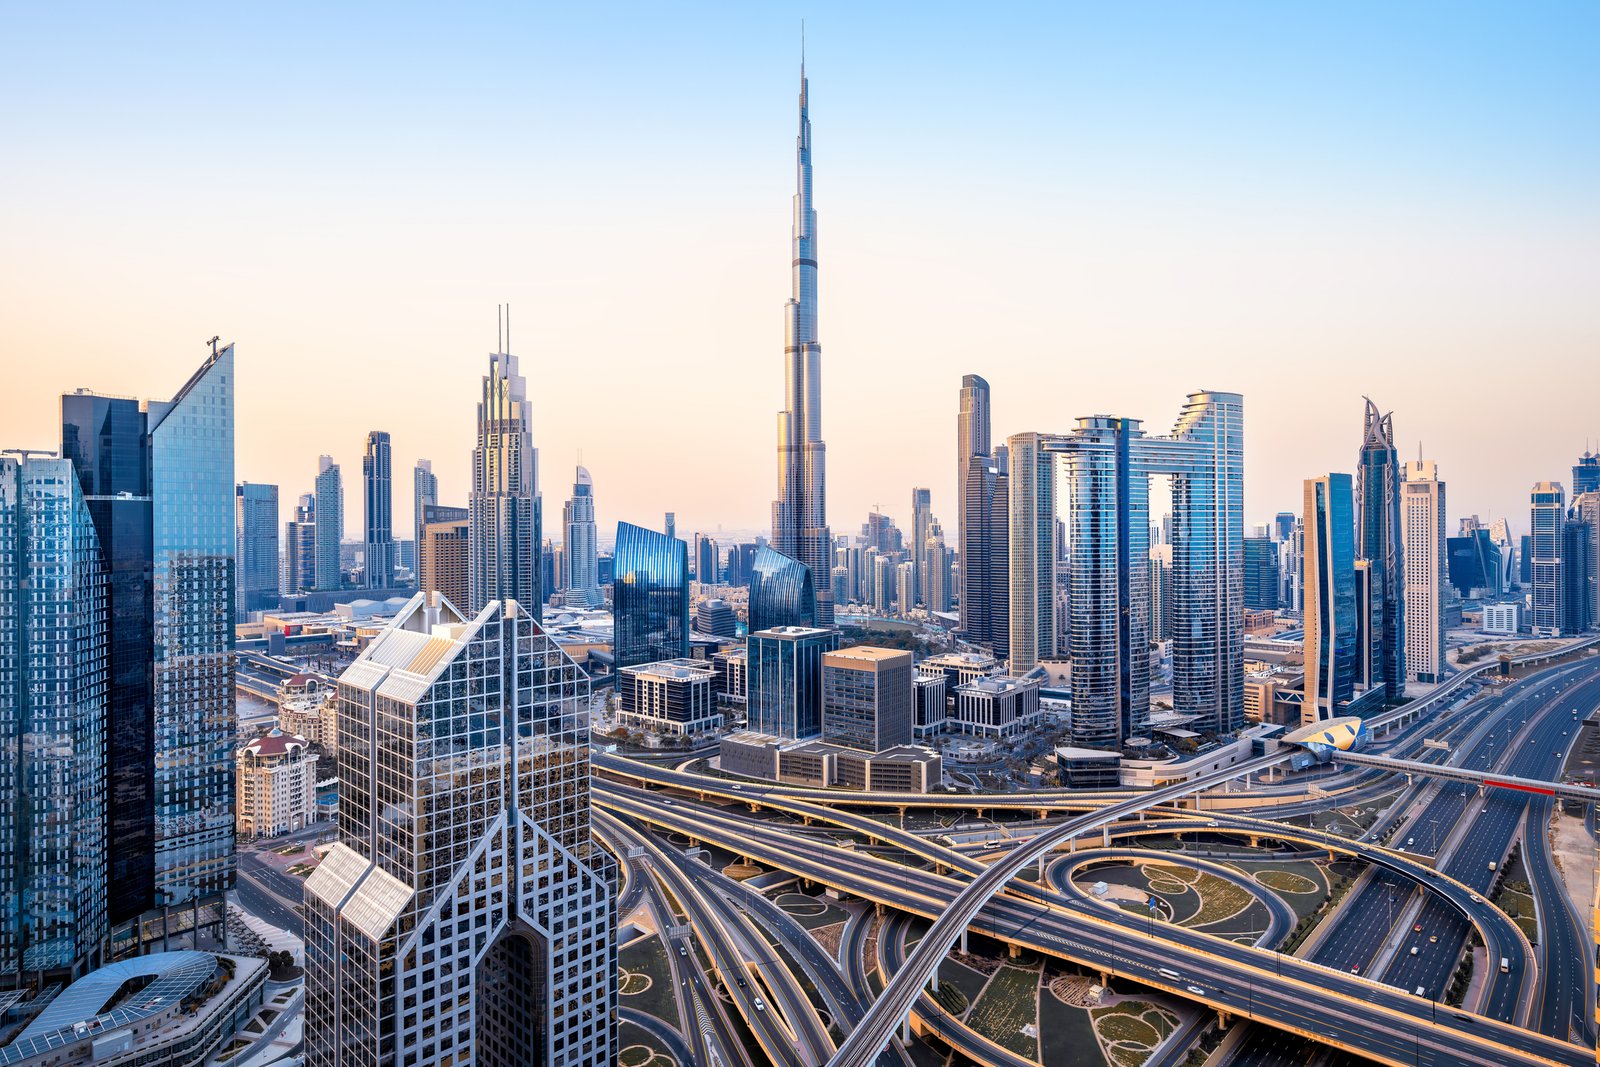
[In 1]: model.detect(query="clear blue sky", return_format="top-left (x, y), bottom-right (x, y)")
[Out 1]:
top-left (3, 2), bottom-right (1596, 538)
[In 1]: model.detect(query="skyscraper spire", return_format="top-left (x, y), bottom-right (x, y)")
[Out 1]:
top-left (772, 52), bottom-right (834, 626)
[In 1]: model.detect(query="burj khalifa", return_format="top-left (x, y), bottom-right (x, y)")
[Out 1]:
top-left (771, 59), bottom-right (835, 626)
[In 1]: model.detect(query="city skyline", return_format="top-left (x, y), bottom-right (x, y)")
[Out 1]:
top-left (4, 6), bottom-right (1597, 541)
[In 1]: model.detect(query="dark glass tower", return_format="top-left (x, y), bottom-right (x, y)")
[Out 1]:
top-left (748, 544), bottom-right (817, 633)
top-left (612, 521), bottom-right (689, 669)
top-left (1306, 473), bottom-right (1357, 721)
top-left (1356, 399), bottom-right (1405, 701)
top-left (362, 430), bottom-right (394, 589)
top-left (1243, 536), bottom-right (1280, 610)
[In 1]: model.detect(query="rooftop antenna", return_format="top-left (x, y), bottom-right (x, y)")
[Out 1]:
top-left (497, 304), bottom-right (503, 353)
top-left (206, 335), bottom-right (220, 356)
top-left (801, 18), bottom-right (805, 73)
top-left (505, 303), bottom-right (511, 354)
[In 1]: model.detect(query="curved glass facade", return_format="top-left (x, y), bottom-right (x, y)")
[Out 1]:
top-left (1306, 473), bottom-right (1357, 720)
top-left (1357, 400), bottom-right (1405, 699)
top-left (748, 544), bottom-right (816, 633)
top-left (613, 521), bottom-right (689, 670)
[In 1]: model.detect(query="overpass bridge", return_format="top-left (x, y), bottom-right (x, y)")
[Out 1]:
top-left (1330, 750), bottom-right (1600, 803)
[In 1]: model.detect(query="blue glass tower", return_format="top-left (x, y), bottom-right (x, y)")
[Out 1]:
top-left (1306, 473), bottom-right (1357, 721)
top-left (747, 543), bottom-right (816, 633)
top-left (748, 626), bottom-right (838, 739)
top-left (612, 521), bottom-right (689, 669)
top-left (0, 456), bottom-right (107, 983)
top-left (1356, 399), bottom-right (1405, 701)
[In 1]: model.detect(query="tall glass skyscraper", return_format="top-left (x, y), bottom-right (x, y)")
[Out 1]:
top-left (612, 521), bottom-right (689, 669)
top-left (1356, 399), bottom-right (1405, 701)
top-left (771, 61), bottom-right (835, 628)
top-left (1007, 432), bottom-right (1056, 672)
top-left (1400, 460), bottom-right (1446, 683)
top-left (0, 456), bottom-right (107, 984)
top-left (235, 481), bottom-right (280, 620)
top-left (60, 346), bottom-right (236, 947)
top-left (910, 487), bottom-right (932, 608)
top-left (362, 430), bottom-right (394, 588)
top-left (1305, 473), bottom-right (1357, 721)
top-left (562, 466), bottom-right (601, 609)
top-left (1529, 481), bottom-right (1566, 635)
top-left (748, 543), bottom-right (817, 633)
top-left (412, 458), bottom-right (437, 568)
top-left (285, 493), bottom-right (317, 594)
top-left (961, 453), bottom-right (1009, 658)
top-left (470, 325), bottom-right (541, 619)
top-left (957, 374), bottom-right (992, 634)
top-left (305, 593), bottom-right (616, 1067)
top-left (314, 455), bottom-right (343, 590)
top-left (748, 626), bottom-right (839, 739)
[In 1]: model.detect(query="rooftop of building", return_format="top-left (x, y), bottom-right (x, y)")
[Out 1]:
top-left (751, 625), bottom-right (835, 639)
top-left (621, 658), bottom-right (716, 682)
top-left (239, 728), bottom-right (312, 759)
top-left (824, 645), bottom-right (912, 666)
top-left (922, 651), bottom-right (998, 667)
top-left (956, 674), bottom-right (1039, 696)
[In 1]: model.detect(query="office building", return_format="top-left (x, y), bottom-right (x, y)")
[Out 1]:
top-left (912, 674), bottom-right (948, 738)
top-left (696, 598), bottom-right (737, 638)
top-left (470, 316), bottom-right (541, 618)
top-left (1149, 543), bottom-right (1173, 642)
top-left (285, 493), bottom-right (317, 594)
top-left (923, 519), bottom-right (951, 612)
top-left (0, 455), bottom-right (107, 985)
top-left (1400, 460), bottom-right (1446, 682)
top-left (1356, 400), bottom-right (1405, 701)
top-left (1529, 482), bottom-right (1566, 635)
top-left (747, 626), bottom-right (839, 740)
top-left (724, 543), bottom-right (747, 587)
top-left (748, 543), bottom-right (817, 632)
top-left (1447, 527), bottom-right (1502, 600)
top-left (304, 593), bottom-right (616, 1067)
top-left (1007, 432), bottom-right (1057, 671)
top-left (951, 675), bottom-right (1042, 738)
top-left (1273, 511), bottom-right (1296, 542)
top-left (613, 521), bottom-right (689, 669)
top-left (1563, 515), bottom-right (1593, 634)
top-left (872, 554), bottom-right (894, 614)
top-left (617, 659), bottom-right (722, 736)
top-left (235, 482), bottom-right (280, 620)
top-left (361, 431), bottom-right (394, 588)
top-left (412, 459), bottom-right (437, 561)
top-left (314, 455), bottom-right (343, 590)
top-left (821, 646), bottom-right (913, 752)
top-left (962, 449), bottom-right (1010, 657)
top-left (1243, 536), bottom-right (1279, 610)
top-left (1574, 450), bottom-right (1600, 497)
top-left (1482, 602), bottom-right (1522, 635)
top-left (1305, 474), bottom-right (1357, 721)
top-left (712, 645), bottom-right (747, 706)
top-left (1575, 492), bottom-right (1600, 630)
top-left (769, 63), bottom-right (835, 629)
top-left (562, 466), bottom-right (602, 609)
top-left (417, 503), bottom-right (470, 608)
top-left (235, 730), bottom-right (318, 840)
top-left (910, 487), bottom-right (932, 607)
top-left (61, 346), bottom-right (237, 950)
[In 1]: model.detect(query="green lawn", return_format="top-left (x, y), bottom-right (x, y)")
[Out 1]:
top-left (966, 965), bottom-right (1041, 1061)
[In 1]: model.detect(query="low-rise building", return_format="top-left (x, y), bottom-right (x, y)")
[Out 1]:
top-left (912, 674), bottom-right (947, 738)
top-left (617, 659), bottom-right (723, 736)
top-left (236, 729), bottom-right (319, 839)
top-left (718, 732), bottom-right (943, 792)
top-left (821, 645), bottom-right (913, 752)
top-left (951, 675), bottom-right (1041, 737)
top-left (713, 645), bottom-right (747, 706)
top-left (1481, 602), bottom-right (1522, 635)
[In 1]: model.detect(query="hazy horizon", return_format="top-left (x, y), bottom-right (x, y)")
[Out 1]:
top-left (4, 3), bottom-right (1596, 546)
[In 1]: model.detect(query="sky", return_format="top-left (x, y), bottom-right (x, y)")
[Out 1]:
top-left (3, 2), bottom-right (1597, 547)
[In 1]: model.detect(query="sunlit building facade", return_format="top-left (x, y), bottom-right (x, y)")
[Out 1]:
top-left (1529, 481), bottom-right (1565, 636)
top-left (1400, 460), bottom-right (1446, 682)
top-left (1007, 432), bottom-right (1056, 672)
top-left (470, 328), bottom-right (541, 619)
top-left (1356, 400), bottom-right (1406, 700)
top-left (1305, 473), bottom-right (1357, 722)
top-left (361, 431), bottom-right (394, 589)
top-left (613, 521), bottom-right (689, 669)
top-left (235, 482), bottom-right (279, 620)
top-left (305, 593), bottom-right (616, 1067)
top-left (748, 543), bottom-right (817, 633)
top-left (562, 466), bottom-right (601, 609)
top-left (314, 455), bottom-right (343, 591)
top-left (748, 626), bottom-right (839, 740)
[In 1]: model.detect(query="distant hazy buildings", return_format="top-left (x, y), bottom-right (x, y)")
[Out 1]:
top-left (305, 594), bottom-right (616, 1066)
top-left (695, 533), bottom-right (718, 586)
top-left (235, 482), bottom-right (280, 620)
top-left (1400, 460), bottom-right (1446, 682)
top-left (1305, 473), bottom-right (1357, 721)
top-left (412, 458), bottom-right (436, 564)
top-left (361, 431), bottom-right (394, 589)
top-left (1574, 491), bottom-right (1600, 631)
top-left (562, 466), bottom-right (602, 608)
top-left (696, 598), bottom-right (737, 638)
top-left (1574, 450), bottom-right (1600, 497)
top-left (1243, 536), bottom-right (1279, 611)
top-left (0, 455), bottom-right (107, 984)
top-left (1356, 400), bottom-right (1405, 701)
top-left (469, 322), bottom-right (541, 618)
top-left (313, 455), bottom-right (343, 590)
top-left (612, 521), bottom-right (689, 670)
top-left (285, 493), bottom-right (317, 594)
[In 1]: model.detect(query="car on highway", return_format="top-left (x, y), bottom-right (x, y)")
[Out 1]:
top-left (1186, 985), bottom-right (1206, 995)
top-left (1413, 923), bottom-right (1422, 932)
top-left (1428, 935), bottom-right (1438, 943)
top-left (1469, 893), bottom-right (1484, 903)
top-left (753, 998), bottom-right (766, 1013)
top-left (1410, 946), bottom-right (1419, 956)
top-left (1350, 965), bottom-right (1360, 974)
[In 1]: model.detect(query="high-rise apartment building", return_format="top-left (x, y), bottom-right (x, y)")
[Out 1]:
top-left (418, 503), bottom-right (470, 608)
top-left (748, 543), bottom-right (817, 633)
top-left (748, 626), bottom-right (839, 739)
top-left (924, 519), bottom-right (951, 613)
top-left (60, 346), bottom-right (237, 948)
top-left (1574, 450), bottom-right (1600, 497)
top-left (1529, 482), bottom-right (1566, 636)
top-left (1305, 474), bottom-right (1357, 722)
top-left (0, 455), bottom-right (107, 985)
top-left (695, 533), bottom-right (719, 586)
top-left (361, 431), bottom-right (394, 589)
top-left (1007, 432), bottom-right (1056, 672)
top-left (1356, 400), bottom-right (1405, 701)
top-left (314, 455), bottom-right (343, 590)
top-left (1575, 492), bottom-right (1600, 631)
top-left (770, 63), bottom-right (835, 628)
top-left (1400, 460), bottom-right (1446, 683)
top-left (1562, 516), bottom-right (1593, 634)
top-left (235, 482), bottom-right (280, 620)
top-left (470, 318), bottom-right (541, 618)
top-left (962, 452), bottom-right (1010, 657)
top-left (285, 493), bottom-right (317, 595)
top-left (910, 487), bottom-right (932, 608)
top-left (957, 374), bottom-right (992, 632)
top-left (305, 593), bottom-right (616, 1067)
top-left (562, 467), bottom-right (601, 609)
top-left (412, 459), bottom-right (437, 565)
top-left (613, 521), bottom-right (689, 669)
